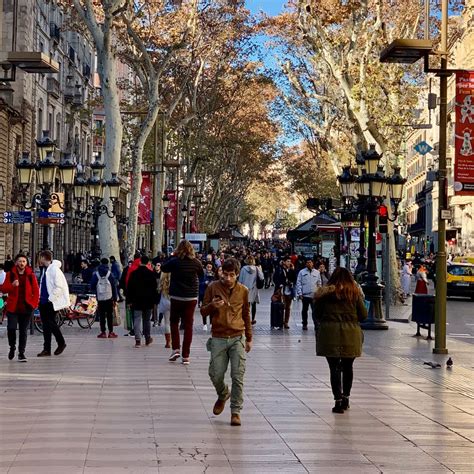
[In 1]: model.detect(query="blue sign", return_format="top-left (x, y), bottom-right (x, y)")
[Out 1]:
top-left (38, 211), bottom-right (65, 219)
top-left (3, 211), bottom-right (32, 224)
top-left (414, 141), bottom-right (433, 155)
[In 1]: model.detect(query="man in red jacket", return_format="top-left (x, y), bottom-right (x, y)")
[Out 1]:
top-left (0, 254), bottom-right (39, 362)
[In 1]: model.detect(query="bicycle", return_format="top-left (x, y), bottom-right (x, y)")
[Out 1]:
top-left (33, 294), bottom-right (97, 333)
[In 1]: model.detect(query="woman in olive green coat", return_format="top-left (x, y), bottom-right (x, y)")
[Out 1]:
top-left (314, 267), bottom-right (367, 413)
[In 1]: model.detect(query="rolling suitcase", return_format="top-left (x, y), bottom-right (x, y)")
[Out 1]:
top-left (270, 301), bottom-right (284, 329)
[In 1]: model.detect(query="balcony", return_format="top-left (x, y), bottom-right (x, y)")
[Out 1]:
top-left (46, 77), bottom-right (60, 99)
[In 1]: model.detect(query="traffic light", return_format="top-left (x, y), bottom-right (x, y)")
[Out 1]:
top-left (379, 205), bottom-right (388, 234)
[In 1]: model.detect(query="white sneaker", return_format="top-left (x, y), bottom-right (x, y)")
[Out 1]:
top-left (203, 324), bottom-right (208, 331)
top-left (168, 350), bottom-right (180, 362)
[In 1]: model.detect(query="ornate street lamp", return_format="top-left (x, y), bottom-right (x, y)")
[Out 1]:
top-left (338, 165), bottom-right (357, 204)
top-left (387, 166), bottom-right (407, 208)
top-left (88, 175), bottom-right (104, 200)
top-left (73, 172), bottom-right (88, 201)
top-left (36, 151), bottom-right (57, 186)
top-left (90, 153), bottom-right (105, 181)
top-left (107, 173), bottom-right (121, 201)
top-left (16, 152), bottom-right (36, 186)
top-left (58, 153), bottom-right (76, 186)
top-left (363, 144), bottom-right (382, 174)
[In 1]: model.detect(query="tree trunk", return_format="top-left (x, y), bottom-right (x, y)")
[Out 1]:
top-left (96, 51), bottom-right (121, 260)
top-left (127, 145), bottom-right (143, 259)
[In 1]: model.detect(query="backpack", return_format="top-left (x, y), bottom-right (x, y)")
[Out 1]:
top-left (96, 271), bottom-right (113, 301)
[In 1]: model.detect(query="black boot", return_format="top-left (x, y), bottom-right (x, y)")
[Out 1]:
top-left (332, 400), bottom-right (345, 414)
top-left (341, 396), bottom-right (350, 410)
top-left (7, 330), bottom-right (16, 360)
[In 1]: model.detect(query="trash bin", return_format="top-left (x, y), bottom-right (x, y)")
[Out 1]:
top-left (411, 294), bottom-right (435, 324)
top-left (411, 294), bottom-right (435, 339)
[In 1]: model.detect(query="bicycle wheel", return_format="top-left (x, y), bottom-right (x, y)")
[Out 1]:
top-left (56, 310), bottom-right (66, 328)
top-left (33, 312), bottom-right (43, 333)
top-left (76, 312), bottom-right (95, 329)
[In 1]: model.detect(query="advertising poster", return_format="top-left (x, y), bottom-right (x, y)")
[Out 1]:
top-left (454, 71), bottom-right (474, 195)
top-left (138, 173), bottom-right (152, 224)
top-left (164, 190), bottom-right (177, 231)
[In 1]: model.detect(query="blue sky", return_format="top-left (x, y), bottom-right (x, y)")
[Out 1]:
top-left (246, 0), bottom-right (287, 16)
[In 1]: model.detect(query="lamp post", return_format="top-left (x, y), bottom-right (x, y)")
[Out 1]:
top-left (162, 194), bottom-right (170, 254)
top-left (337, 146), bottom-right (406, 330)
top-left (181, 205), bottom-right (188, 240)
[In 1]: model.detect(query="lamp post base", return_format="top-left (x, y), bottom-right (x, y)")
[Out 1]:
top-left (361, 276), bottom-right (389, 330)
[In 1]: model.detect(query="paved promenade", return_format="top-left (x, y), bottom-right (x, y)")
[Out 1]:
top-left (0, 292), bottom-right (473, 473)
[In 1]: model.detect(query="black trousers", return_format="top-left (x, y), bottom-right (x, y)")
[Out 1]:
top-left (263, 271), bottom-right (272, 288)
top-left (39, 302), bottom-right (65, 353)
top-left (7, 312), bottom-right (32, 354)
top-left (250, 302), bottom-right (257, 321)
top-left (326, 357), bottom-right (355, 400)
top-left (301, 297), bottom-right (315, 327)
top-left (97, 300), bottom-right (114, 333)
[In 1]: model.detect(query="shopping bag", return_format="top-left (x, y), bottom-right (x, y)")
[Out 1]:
top-left (125, 305), bottom-right (133, 331)
top-left (113, 304), bottom-right (121, 327)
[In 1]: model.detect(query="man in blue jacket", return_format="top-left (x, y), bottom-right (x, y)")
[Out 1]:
top-left (91, 258), bottom-right (118, 339)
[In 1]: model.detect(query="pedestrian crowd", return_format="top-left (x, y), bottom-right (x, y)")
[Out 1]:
top-left (1, 240), bottom-right (375, 423)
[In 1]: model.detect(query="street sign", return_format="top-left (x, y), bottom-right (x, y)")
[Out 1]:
top-left (3, 211), bottom-right (32, 224)
top-left (37, 211), bottom-right (65, 225)
top-left (414, 141), bottom-right (433, 155)
top-left (341, 221), bottom-right (360, 228)
top-left (185, 233), bottom-right (207, 241)
top-left (441, 209), bottom-right (452, 220)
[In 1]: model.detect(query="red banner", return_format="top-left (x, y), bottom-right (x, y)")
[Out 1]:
top-left (138, 173), bottom-right (152, 224)
top-left (164, 190), bottom-right (177, 231)
top-left (454, 71), bottom-right (474, 195)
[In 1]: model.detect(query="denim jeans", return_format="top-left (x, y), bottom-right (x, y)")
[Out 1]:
top-left (133, 308), bottom-right (152, 341)
top-left (207, 335), bottom-right (246, 414)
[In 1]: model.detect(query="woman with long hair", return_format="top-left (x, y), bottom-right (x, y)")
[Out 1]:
top-left (314, 267), bottom-right (367, 413)
top-left (158, 272), bottom-right (171, 348)
top-left (161, 240), bottom-right (204, 365)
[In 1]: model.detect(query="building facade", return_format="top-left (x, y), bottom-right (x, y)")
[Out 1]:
top-left (0, 0), bottom-right (119, 264)
top-left (402, 3), bottom-right (474, 256)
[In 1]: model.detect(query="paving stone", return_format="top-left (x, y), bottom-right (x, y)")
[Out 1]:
top-left (0, 293), bottom-right (472, 472)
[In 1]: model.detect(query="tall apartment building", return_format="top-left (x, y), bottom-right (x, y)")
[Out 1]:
top-left (0, 0), bottom-right (101, 262)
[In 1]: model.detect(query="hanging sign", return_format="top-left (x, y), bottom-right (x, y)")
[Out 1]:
top-left (138, 172), bottom-right (152, 224)
top-left (454, 71), bottom-right (474, 195)
top-left (164, 190), bottom-right (177, 231)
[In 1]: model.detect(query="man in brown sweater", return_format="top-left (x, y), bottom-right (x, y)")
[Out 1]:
top-left (201, 257), bottom-right (252, 426)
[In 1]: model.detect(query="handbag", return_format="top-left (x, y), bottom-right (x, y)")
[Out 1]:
top-left (256, 273), bottom-right (264, 290)
top-left (113, 304), bottom-right (121, 327)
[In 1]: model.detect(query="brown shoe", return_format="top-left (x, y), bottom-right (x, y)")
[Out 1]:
top-left (37, 350), bottom-right (51, 357)
top-left (54, 344), bottom-right (66, 355)
top-left (283, 323), bottom-right (290, 329)
top-left (145, 337), bottom-right (153, 346)
top-left (230, 413), bottom-right (241, 426)
top-left (213, 391), bottom-right (230, 416)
